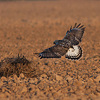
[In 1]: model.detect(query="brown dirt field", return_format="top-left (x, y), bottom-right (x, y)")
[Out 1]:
top-left (0, 0), bottom-right (100, 100)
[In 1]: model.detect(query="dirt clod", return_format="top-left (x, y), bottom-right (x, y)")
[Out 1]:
top-left (0, 55), bottom-right (43, 78)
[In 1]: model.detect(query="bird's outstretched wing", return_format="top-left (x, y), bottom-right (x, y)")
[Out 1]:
top-left (35, 40), bottom-right (71, 59)
top-left (65, 45), bottom-right (82, 60)
top-left (63, 23), bottom-right (85, 45)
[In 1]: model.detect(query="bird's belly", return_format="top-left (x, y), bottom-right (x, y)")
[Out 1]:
top-left (66, 45), bottom-right (79, 57)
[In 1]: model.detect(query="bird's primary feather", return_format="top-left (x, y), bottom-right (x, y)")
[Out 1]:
top-left (63, 23), bottom-right (85, 45)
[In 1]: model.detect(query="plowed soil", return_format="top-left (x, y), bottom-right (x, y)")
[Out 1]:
top-left (0, 0), bottom-right (100, 100)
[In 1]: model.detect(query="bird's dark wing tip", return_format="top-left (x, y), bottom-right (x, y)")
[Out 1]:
top-left (69, 23), bottom-right (86, 30)
top-left (34, 52), bottom-right (61, 59)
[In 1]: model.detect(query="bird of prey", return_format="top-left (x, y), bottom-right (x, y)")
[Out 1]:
top-left (35, 23), bottom-right (85, 60)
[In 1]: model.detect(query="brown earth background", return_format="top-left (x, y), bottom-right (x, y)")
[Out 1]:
top-left (0, 0), bottom-right (100, 100)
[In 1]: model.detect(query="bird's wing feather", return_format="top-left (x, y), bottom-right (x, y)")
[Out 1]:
top-left (64, 23), bottom-right (85, 45)
top-left (38, 40), bottom-right (71, 58)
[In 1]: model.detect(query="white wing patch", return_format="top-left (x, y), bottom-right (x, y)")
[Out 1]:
top-left (66, 46), bottom-right (79, 56)
top-left (65, 45), bottom-right (82, 60)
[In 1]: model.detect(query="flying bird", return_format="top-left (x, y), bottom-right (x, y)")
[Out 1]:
top-left (35, 23), bottom-right (85, 60)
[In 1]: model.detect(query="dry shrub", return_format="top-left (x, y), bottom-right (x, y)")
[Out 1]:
top-left (0, 54), bottom-right (43, 78)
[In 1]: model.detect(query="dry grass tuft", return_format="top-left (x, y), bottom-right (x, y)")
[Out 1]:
top-left (0, 54), bottom-right (43, 78)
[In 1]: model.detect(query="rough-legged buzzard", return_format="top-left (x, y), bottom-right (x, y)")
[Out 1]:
top-left (35, 23), bottom-right (85, 60)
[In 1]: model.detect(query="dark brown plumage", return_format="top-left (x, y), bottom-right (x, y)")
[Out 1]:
top-left (35, 23), bottom-right (85, 60)
top-left (63, 23), bottom-right (85, 45)
top-left (38, 40), bottom-right (72, 59)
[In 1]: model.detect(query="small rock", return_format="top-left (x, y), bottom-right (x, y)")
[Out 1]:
top-left (19, 73), bottom-right (25, 78)
top-left (20, 87), bottom-right (27, 93)
top-left (96, 86), bottom-right (100, 92)
top-left (96, 68), bottom-right (100, 73)
top-left (55, 74), bottom-right (63, 81)
top-left (13, 74), bottom-right (18, 80)
top-left (65, 76), bottom-right (73, 82)
top-left (40, 74), bottom-right (47, 79)
top-left (0, 93), bottom-right (5, 98)
top-left (95, 75), bottom-right (100, 83)
top-left (29, 79), bottom-right (35, 84)
top-left (1, 76), bottom-right (7, 81)
top-left (2, 87), bottom-right (6, 92)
